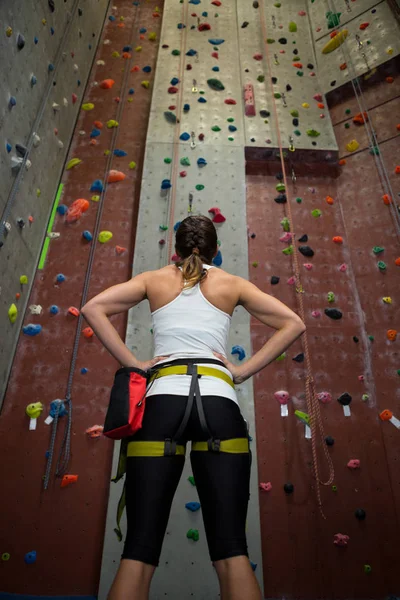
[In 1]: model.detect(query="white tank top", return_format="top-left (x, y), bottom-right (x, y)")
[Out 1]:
top-left (147, 264), bottom-right (238, 405)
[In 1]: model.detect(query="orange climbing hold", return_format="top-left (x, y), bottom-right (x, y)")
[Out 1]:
top-left (89, 139), bottom-right (98, 146)
top-left (353, 112), bottom-right (368, 125)
top-left (395, 257), bottom-right (400, 266)
top-left (66, 199), bottom-right (90, 223)
top-left (122, 52), bottom-right (131, 59)
top-left (117, 22), bottom-right (125, 28)
top-left (292, 62), bottom-right (303, 68)
top-left (382, 194), bottom-right (392, 205)
top-left (68, 307), bottom-right (80, 317)
top-left (326, 195), bottom-right (334, 205)
top-left (330, 31), bottom-right (338, 38)
top-left (61, 474), bottom-right (78, 488)
top-left (339, 62), bottom-right (347, 71)
top-left (86, 425), bottom-right (104, 439)
top-left (108, 170), bottom-right (126, 183)
top-left (386, 76), bottom-right (394, 84)
top-left (94, 120), bottom-right (103, 129)
top-left (395, 166), bottom-right (400, 174)
top-left (380, 409), bottom-right (393, 421)
top-left (359, 22), bottom-right (369, 30)
top-left (387, 329), bottom-right (397, 341)
top-left (317, 103), bottom-right (325, 109)
top-left (332, 236), bottom-right (343, 244)
top-left (83, 327), bottom-right (94, 338)
top-left (338, 159), bottom-right (346, 166)
top-left (115, 246), bottom-right (127, 255)
top-left (131, 65), bottom-right (140, 72)
top-left (100, 79), bottom-right (115, 89)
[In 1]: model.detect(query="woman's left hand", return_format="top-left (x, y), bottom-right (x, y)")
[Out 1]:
top-left (133, 355), bottom-right (170, 372)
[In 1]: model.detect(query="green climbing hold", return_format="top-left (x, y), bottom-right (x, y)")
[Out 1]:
top-left (276, 183), bottom-right (285, 192)
top-left (326, 11), bottom-right (341, 29)
top-left (266, 38), bottom-right (275, 44)
top-left (345, 108), bottom-right (351, 114)
top-left (289, 22), bottom-right (297, 32)
top-left (327, 291), bottom-right (335, 303)
top-left (187, 529), bottom-right (199, 542)
top-left (370, 146), bottom-right (380, 155)
top-left (227, 118), bottom-right (235, 122)
top-left (364, 565), bottom-right (372, 574)
top-left (212, 126), bottom-right (221, 132)
top-left (180, 157), bottom-right (191, 166)
top-left (373, 246), bottom-right (384, 254)
top-left (196, 184), bottom-right (205, 190)
top-left (207, 78), bottom-right (225, 91)
top-left (252, 261), bottom-right (259, 267)
top-left (296, 197), bottom-right (302, 203)
top-left (228, 137), bottom-right (234, 141)
top-left (129, 161), bottom-right (136, 170)
top-left (274, 92), bottom-right (281, 99)
top-left (344, 123), bottom-right (350, 129)
top-left (368, 335), bottom-right (374, 341)
top-left (397, 370), bottom-right (400, 376)
top-left (290, 109), bottom-right (299, 117)
top-left (282, 245), bottom-right (294, 255)
top-left (294, 130), bottom-right (301, 136)
top-left (377, 261), bottom-right (386, 271)
top-left (307, 129), bottom-right (320, 137)
top-left (274, 2), bottom-right (281, 6)
top-left (281, 217), bottom-right (290, 231)
top-left (164, 157), bottom-right (172, 164)
top-left (188, 476), bottom-right (196, 486)
top-left (276, 352), bottom-right (286, 361)
top-left (172, 49), bottom-right (181, 55)
top-left (297, 71), bottom-right (303, 77)
top-left (164, 111), bottom-right (177, 124)
top-left (295, 410), bottom-right (310, 425)
top-left (311, 209), bottom-right (322, 217)
top-left (159, 225), bottom-right (168, 231)
top-left (332, 485), bottom-right (338, 492)
top-left (257, 75), bottom-right (265, 82)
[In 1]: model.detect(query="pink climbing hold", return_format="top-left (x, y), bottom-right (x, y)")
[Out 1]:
top-left (358, 375), bottom-right (364, 382)
top-left (313, 93), bottom-right (323, 102)
top-left (259, 482), bottom-right (272, 492)
top-left (72, 93), bottom-right (78, 104)
top-left (244, 84), bottom-right (256, 117)
top-left (224, 98), bottom-right (237, 105)
top-left (339, 264), bottom-right (347, 272)
top-left (347, 459), bottom-right (360, 469)
top-left (280, 232), bottom-right (292, 243)
top-left (303, 263), bottom-right (313, 270)
top-left (253, 53), bottom-right (263, 61)
top-left (168, 87), bottom-right (179, 94)
top-left (274, 390), bottom-right (289, 404)
top-left (208, 207), bottom-right (226, 223)
top-left (298, 10), bottom-right (306, 16)
top-left (287, 276), bottom-right (296, 285)
top-left (317, 392), bottom-right (332, 404)
top-left (334, 534), bottom-right (349, 547)
top-left (312, 310), bottom-right (321, 318)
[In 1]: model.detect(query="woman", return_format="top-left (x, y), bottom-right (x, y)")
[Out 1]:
top-left (82, 215), bottom-right (306, 600)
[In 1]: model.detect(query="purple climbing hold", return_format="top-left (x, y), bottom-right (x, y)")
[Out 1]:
top-left (9, 96), bottom-right (17, 108)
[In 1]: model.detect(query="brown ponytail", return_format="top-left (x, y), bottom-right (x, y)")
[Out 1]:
top-left (175, 215), bottom-right (218, 290)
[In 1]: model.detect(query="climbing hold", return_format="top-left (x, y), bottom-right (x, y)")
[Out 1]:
top-left (382, 195), bottom-right (392, 206)
top-left (289, 22), bottom-right (297, 33)
top-left (164, 111), bottom-right (177, 124)
top-left (188, 476), bottom-right (196, 486)
top-left (231, 345), bottom-right (246, 361)
top-left (325, 436), bottom-right (335, 446)
top-left (208, 39), bottom-right (224, 45)
top-left (322, 30), bottom-right (348, 54)
top-left (90, 180), bottom-right (103, 193)
top-left (207, 78), bottom-right (225, 91)
top-left (332, 236), bottom-right (343, 244)
top-left (259, 482), bottom-right (272, 492)
top-left (8, 304), bottom-right (18, 324)
top-left (307, 129), bottom-right (320, 137)
top-left (161, 180), bottom-right (172, 190)
top-left (208, 207), bottom-right (226, 223)
top-left (23, 324), bottom-right (42, 336)
top-left (333, 534), bottom-right (349, 547)
top-left (61, 474), bottom-right (78, 488)
top-left (298, 246), bottom-right (314, 257)
top-left (347, 459), bottom-right (360, 469)
top-left (98, 231), bottom-right (113, 243)
top-left (185, 502), bottom-right (201, 512)
top-left (311, 209), bottom-right (322, 218)
top-left (82, 230), bottom-right (93, 242)
top-left (211, 126), bottom-right (221, 132)
top-left (82, 103), bottom-right (94, 111)
top-left (377, 261), bottom-right (386, 272)
top-left (186, 529), bottom-right (200, 541)
top-left (83, 327), bottom-right (94, 338)
top-left (197, 158), bottom-right (207, 167)
top-left (387, 330), bottom-right (397, 341)
top-left (17, 33), bottom-right (26, 50)
top-left (292, 353), bottom-right (304, 363)
top-left (284, 483), bottom-right (294, 494)
top-left (359, 22), bottom-right (369, 30)
top-left (1, 553), bottom-right (10, 561)
top-left (325, 308), bottom-right (342, 320)
top-left (278, 38), bottom-right (287, 44)
top-left (24, 551), bottom-right (37, 565)
top-left (108, 170), bottom-right (126, 183)
top-left (327, 292), bottom-right (335, 303)
top-left (9, 96), bottom-right (17, 108)
top-left (66, 158), bottom-right (82, 170)
top-left (196, 185), bottom-right (205, 191)
top-left (113, 149), bottom-right (127, 157)
top-left (141, 81), bottom-right (150, 89)
top-left (72, 93), bottom-right (78, 104)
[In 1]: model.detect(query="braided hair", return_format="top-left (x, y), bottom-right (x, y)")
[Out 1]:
top-left (175, 215), bottom-right (218, 289)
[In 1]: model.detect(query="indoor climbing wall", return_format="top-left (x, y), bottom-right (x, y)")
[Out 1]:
top-left (246, 53), bottom-right (400, 600)
top-left (309, 0), bottom-right (400, 93)
top-left (98, 0), bottom-right (266, 597)
top-left (0, 0), bottom-right (164, 596)
top-left (0, 0), bottom-right (109, 401)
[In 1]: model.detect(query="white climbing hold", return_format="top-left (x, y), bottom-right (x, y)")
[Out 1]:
top-left (52, 102), bottom-right (60, 111)
top-left (97, 60), bottom-right (106, 65)
top-left (57, 140), bottom-right (64, 149)
top-left (29, 305), bottom-right (43, 315)
top-left (11, 156), bottom-right (23, 172)
top-left (32, 133), bottom-right (41, 147)
top-left (103, 39), bottom-right (111, 45)
top-left (73, 64), bottom-right (79, 72)
top-left (25, 159), bottom-right (32, 170)
top-left (79, 130), bottom-right (86, 136)
top-left (47, 232), bottom-right (60, 239)
top-left (63, 97), bottom-right (68, 107)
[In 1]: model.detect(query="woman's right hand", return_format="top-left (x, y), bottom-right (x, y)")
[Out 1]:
top-left (213, 352), bottom-right (249, 385)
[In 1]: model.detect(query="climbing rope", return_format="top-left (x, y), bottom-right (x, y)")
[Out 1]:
top-left (0, 0), bottom-right (83, 245)
top-left (259, 1), bottom-right (335, 518)
top-left (44, 1), bottom-right (144, 489)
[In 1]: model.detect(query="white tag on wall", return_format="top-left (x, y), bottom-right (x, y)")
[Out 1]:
top-left (305, 424), bottom-right (311, 439)
top-left (281, 404), bottom-right (288, 417)
top-left (44, 416), bottom-right (54, 425)
top-left (29, 418), bottom-right (37, 431)
top-left (389, 416), bottom-right (400, 429)
top-left (343, 405), bottom-right (351, 417)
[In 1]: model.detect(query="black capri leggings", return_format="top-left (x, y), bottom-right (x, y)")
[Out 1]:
top-left (122, 393), bottom-right (251, 566)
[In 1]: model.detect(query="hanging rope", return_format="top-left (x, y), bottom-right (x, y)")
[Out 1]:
top-left (258, 2), bottom-right (335, 518)
top-left (44, 1), bottom-right (144, 489)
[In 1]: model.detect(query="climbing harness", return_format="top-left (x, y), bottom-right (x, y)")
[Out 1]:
top-left (111, 358), bottom-right (249, 541)
top-left (43, 2), bottom-right (145, 489)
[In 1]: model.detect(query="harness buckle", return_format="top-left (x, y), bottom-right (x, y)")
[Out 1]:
top-left (164, 438), bottom-right (177, 456)
top-left (207, 438), bottom-right (221, 453)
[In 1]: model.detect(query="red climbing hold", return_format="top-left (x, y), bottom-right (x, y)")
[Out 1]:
top-left (317, 103), bottom-right (325, 109)
top-left (83, 327), bottom-right (94, 338)
top-left (339, 62), bottom-right (347, 71)
top-left (313, 93), bottom-right (323, 102)
top-left (168, 105), bottom-right (176, 110)
top-left (198, 23), bottom-right (211, 31)
top-left (114, 97), bottom-right (120, 103)
top-left (162, 44), bottom-right (169, 49)
top-left (353, 112), bottom-right (368, 125)
top-left (359, 22), bottom-right (369, 30)
top-left (108, 170), bottom-right (126, 183)
top-left (153, 12), bottom-right (160, 17)
top-left (339, 159), bottom-right (346, 166)
top-left (199, 133), bottom-right (205, 141)
top-left (115, 246), bottom-right (127, 255)
top-left (186, 64), bottom-right (192, 70)
top-left (253, 53), bottom-right (263, 61)
top-left (208, 207), bottom-right (226, 223)
top-left (386, 76), bottom-right (394, 84)
top-left (224, 98), bottom-right (237, 105)
top-left (397, 124), bottom-right (400, 131)
top-left (180, 171), bottom-right (187, 177)
top-left (332, 236), bottom-right (343, 244)
top-left (330, 31), bottom-right (338, 38)
top-left (100, 79), bottom-right (115, 89)
top-left (168, 86), bottom-right (179, 94)
top-left (382, 194), bottom-right (392, 205)
top-left (131, 65), bottom-right (140, 72)
top-left (292, 62), bottom-right (303, 68)
top-left (72, 93), bottom-right (78, 104)
top-left (211, 52), bottom-right (219, 59)
top-left (211, 0), bottom-right (222, 5)
top-left (191, 13), bottom-right (197, 17)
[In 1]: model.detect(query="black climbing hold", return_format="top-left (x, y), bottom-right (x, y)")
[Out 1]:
top-left (253, 1), bottom-right (259, 7)
top-left (355, 508), bottom-right (366, 520)
top-left (286, 84), bottom-right (292, 91)
top-left (330, 80), bottom-right (336, 87)
top-left (292, 353), bottom-right (304, 363)
top-left (241, 21), bottom-right (249, 28)
top-left (298, 246), bottom-right (314, 257)
top-left (325, 308), bottom-right (343, 320)
top-left (284, 483), bottom-right (294, 494)
top-left (48, 0), bottom-right (55, 11)
top-left (312, 142), bottom-right (317, 146)
top-left (271, 77), bottom-right (278, 84)
top-left (275, 172), bottom-right (283, 180)
top-left (298, 234), bottom-right (308, 243)
top-left (353, 336), bottom-right (359, 343)
top-left (271, 276), bottom-right (280, 285)
top-left (245, 69), bottom-right (249, 73)
top-left (16, 144), bottom-right (28, 157)
top-left (337, 392), bottom-right (352, 406)
top-left (307, 63), bottom-right (314, 69)
top-left (325, 436), bottom-right (335, 446)
top-left (17, 33), bottom-right (26, 50)
top-left (293, 118), bottom-right (299, 126)
top-left (293, 49), bottom-right (298, 55)
top-left (250, 233), bottom-right (256, 239)
top-left (78, 7), bottom-right (83, 16)
top-left (278, 38), bottom-right (287, 45)
top-left (207, 78), bottom-right (225, 91)
top-left (259, 110), bottom-right (270, 118)
top-left (250, 137), bottom-right (256, 142)
top-left (274, 194), bottom-right (287, 204)
top-left (164, 111), bottom-right (177, 124)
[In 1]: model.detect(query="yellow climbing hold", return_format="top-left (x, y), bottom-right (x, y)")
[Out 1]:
top-left (120, 16), bottom-right (125, 21)
top-left (149, 32), bottom-right (157, 41)
top-left (128, 98), bottom-right (133, 103)
top-left (154, 6), bottom-right (160, 12)
top-left (141, 80), bottom-right (150, 89)
top-left (135, 46), bottom-right (142, 52)
top-left (383, 297), bottom-right (392, 304)
top-left (345, 139), bottom-right (359, 152)
top-left (26, 402), bottom-right (43, 419)
top-left (91, 195), bottom-right (100, 202)
top-left (322, 29), bottom-right (348, 54)
top-left (20, 275), bottom-right (28, 284)
top-left (36, 189), bottom-right (41, 197)
top-left (8, 304), bottom-right (18, 324)
top-left (104, 150), bottom-right (111, 156)
top-left (6, 27), bottom-right (13, 37)
top-left (107, 119), bottom-right (119, 128)
top-left (82, 103), bottom-right (95, 111)
top-left (386, 47), bottom-right (394, 55)
top-left (129, 161), bottom-right (137, 169)
top-left (302, 102), bottom-right (310, 108)
top-left (112, 51), bottom-right (120, 58)
top-left (66, 158), bottom-right (82, 170)
top-left (98, 231), bottom-right (113, 243)
top-left (42, 18), bottom-right (47, 25)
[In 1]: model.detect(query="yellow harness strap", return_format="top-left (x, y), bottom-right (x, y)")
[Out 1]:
top-left (127, 441), bottom-right (186, 457)
top-left (192, 438), bottom-right (249, 453)
top-left (149, 365), bottom-right (235, 389)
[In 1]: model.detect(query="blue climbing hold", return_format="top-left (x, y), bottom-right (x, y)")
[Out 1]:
top-left (161, 179), bottom-right (172, 190)
top-left (143, 65), bottom-right (151, 73)
top-left (88, 44), bottom-right (92, 50)
top-left (24, 551), bottom-right (37, 565)
top-left (34, 36), bottom-right (38, 44)
top-left (109, 15), bottom-right (116, 21)
top-left (129, 88), bottom-right (135, 95)
top-left (81, 367), bottom-right (88, 374)
top-left (231, 345), bottom-right (246, 361)
top-left (114, 149), bottom-right (127, 157)
top-left (186, 49), bottom-right (197, 56)
top-left (250, 561), bottom-right (257, 572)
top-left (50, 27), bottom-right (54, 35)
top-left (248, 435), bottom-right (253, 442)
top-left (183, 104), bottom-right (190, 112)
top-left (202, 11), bottom-right (208, 17)
top-left (180, 132), bottom-right (191, 141)
top-left (48, 63), bottom-right (55, 72)
top-left (197, 158), bottom-right (207, 167)
top-left (212, 249), bottom-right (222, 267)
top-left (57, 205), bottom-right (68, 215)
top-left (123, 45), bottom-right (133, 52)
top-left (31, 75), bottom-right (37, 86)
top-left (208, 39), bottom-right (225, 45)
top-left (56, 274), bottom-right (66, 283)
top-left (177, 23), bottom-right (186, 29)
top-left (189, 0), bottom-right (201, 4)
top-left (186, 501), bottom-right (201, 512)
top-left (6, 143), bottom-right (12, 154)
top-left (77, 80), bottom-right (81, 86)
top-left (82, 230), bottom-right (93, 242)
top-left (49, 305), bottom-right (59, 315)
top-left (174, 221), bottom-right (182, 232)
top-left (9, 96), bottom-right (16, 108)
top-left (171, 77), bottom-right (180, 85)
top-left (90, 179), bottom-right (103, 193)
top-left (212, 66), bottom-right (220, 72)
top-left (228, 125), bottom-right (237, 132)
top-left (198, 97), bottom-right (207, 103)
top-left (23, 324), bottom-right (42, 337)
top-left (49, 399), bottom-right (67, 418)
top-left (90, 128), bottom-right (101, 138)
top-left (139, 28), bottom-right (147, 34)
